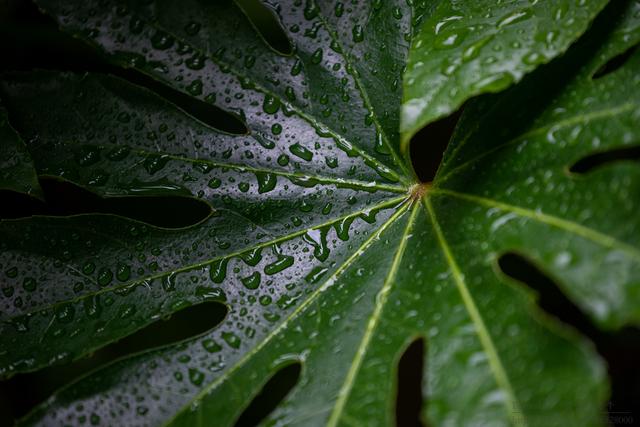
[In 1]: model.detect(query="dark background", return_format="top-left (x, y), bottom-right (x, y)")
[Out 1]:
top-left (0, 0), bottom-right (639, 426)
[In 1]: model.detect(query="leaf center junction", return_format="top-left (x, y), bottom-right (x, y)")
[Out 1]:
top-left (409, 182), bottom-right (431, 202)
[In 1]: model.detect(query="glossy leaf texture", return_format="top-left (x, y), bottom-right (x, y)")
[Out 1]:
top-left (0, 102), bottom-right (42, 198)
top-left (0, 0), bottom-right (638, 426)
top-left (401, 0), bottom-right (609, 145)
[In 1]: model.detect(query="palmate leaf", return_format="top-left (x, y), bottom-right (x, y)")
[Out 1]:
top-left (0, 0), bottom-right (638, 426)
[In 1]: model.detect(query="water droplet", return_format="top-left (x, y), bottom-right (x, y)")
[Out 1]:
top-left (240, 247), bottom-right (263, 266)
top-left (186, 54), bottom-right (205, 70)
top-left (90, 413), bottom-right (101, 426)
top-left (462, 35), bottom-right (493, 62)
top-left (97, 268), bottom-right (113, 286)
top-left (264, 254), bottom-right (294, 275)
top-left (209, 259), bottom-right (228, 283)
top-left (184, 21), bottom-right (201, 35)
top-left (238, 182), bottom-right (250, 193)
top-left (335, 217), bottom-right (355, 241)
top-left (119, 304), bottom-right (136, 319)
top-left (264, 311), bottom-right (281, 323)
top-left (116, 264), bottom-right (131, 282)
top-left (82, 261), bottom-right (96, 274)
top-left (311, 48), bottom-right (323, 65)
top-left (554, 251), bottom-right (572, 268)
top-left (107, 146), bottom-right (130, 161)
top-left (83, 296), bottom-right (102, 318)
top-left (277, 293), bottom-right (301, 310)
top-left (22, 277), bottom-right (37, 292)
top-left (241, 271), bottom-right (261, 290)
top-left (256, 172), bottom-right (277, 193)
top-left (290, 60), bottom-right (303, 76)
top-left (208, 177), bottom-right (222, 189)
top-left (271, 123), bottom-right (283, 135)
top-left (434, 28), bottom-right (469, 49)
top-left (195, 285), bottom-right (225, 302)
top-left (289, 143), bottom-right (313, 161)
top-left (352, 25), bottom-right (364, 42)
top-left (244, 55), bottom-right (256, 68)
top-left (75, 145), bottom-right (101, 167)
top-left (523, 52), bottom-right (546, 65)
top-left (55, 304), bottom-right (75, 324)
top-left (374, 132), bottom-right (390, 154)
top-left (151, 31), bottom-right (174, 50)
top-left (277, 154), bottom-right (290, 166)
top-left (325, 157), bottom-right (338, 168)
top-left (366, 159), bottom-right (400, 182)
top-left (202, 338), bottom-right (222, 353)
top-left (259, 295), bottom-right (272, 306)
top-left (222, 331), bottom-right (241, 349)
top-left (186, 79), bottom-right (203, 96)
top-left (471, 72), bottom-right (514, 92)
top-left (143, 154), bottom-right (170, 175)
top-left (303, 228), bottom-right (330, 261)
top-left (305, 266), bottom-right (329, 284)
top-left (263, 95), bottom-right (280, 114)
top-left (188, 368), bottom-right (205, 386)
top-left (285, 86), bottom-right (296, 101)
top-left (497, 10), bottom-right (531, 28)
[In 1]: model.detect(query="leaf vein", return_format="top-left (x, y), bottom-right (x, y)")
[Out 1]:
top-left (128, 12), bottom-right (405, 184)
top-left (436, 188), bottom-right (640, 261)
top-left (161, 200), bottom-right (412, 426)
top-left (5, 196), bottom-right (408, 323)
top-left (437, 102), bottom-right (638, 183)
top-left (424, 196), bottom-right (525, 425)
top-left (311, 0), bottom-right (411, 178)
top-left (327, 201), bottom-right (419, 427)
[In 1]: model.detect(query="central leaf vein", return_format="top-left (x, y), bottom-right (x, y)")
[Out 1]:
top-left (424, 196), bottom-right (525, 425)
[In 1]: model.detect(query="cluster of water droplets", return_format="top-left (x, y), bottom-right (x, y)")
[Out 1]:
top-left (403, 0), bottom-right (607, 131)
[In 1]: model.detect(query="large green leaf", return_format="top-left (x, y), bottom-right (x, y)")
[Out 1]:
top-left (1, 0), bottom-right (638, 425)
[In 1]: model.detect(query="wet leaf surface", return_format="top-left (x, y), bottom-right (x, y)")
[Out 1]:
top-left (0, 102), bottom-right (41, 198)
top-left (1, 1), bottom-right (639, 426)
top-left (402, 0), bottom-right (609, 145)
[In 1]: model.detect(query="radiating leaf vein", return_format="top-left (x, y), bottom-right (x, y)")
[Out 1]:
top-left (424, 196), bottom-right (524, 425)
top-left (162, 200), bottom-right (412, 426)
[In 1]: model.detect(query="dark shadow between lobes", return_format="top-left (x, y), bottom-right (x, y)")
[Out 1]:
top-left (234, 362), bottom-right (302, 427)
top-left (409, 110), bottom-right (463, 183)
top-left (569, 145), bottom-right (640, 174)
top-left (396, 338), bottom-right (426, 427)
top-left (0, 178), bottom-right (212, 229)
top-left (0, 0), bottom-right (248, 136)
top-left (0, 301), bottom-right (228, 422)
top-left (498, 253), bottom-right (640, 425)
top-left (235, 0), bottom-right (293, 56)
top-left (591, 43), bottom-right (639, 80)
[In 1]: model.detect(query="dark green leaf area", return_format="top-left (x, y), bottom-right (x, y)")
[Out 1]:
top-left (0, 103), bottom-right (41, 198)
top-left (437, 0), bottom-right (640, 329)
top-left (402, 0), bottom-right (609, 143)
top-left (33, 0), bottom-right (415, 182)
top-left (0, 200), bottom-right (403, 378)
